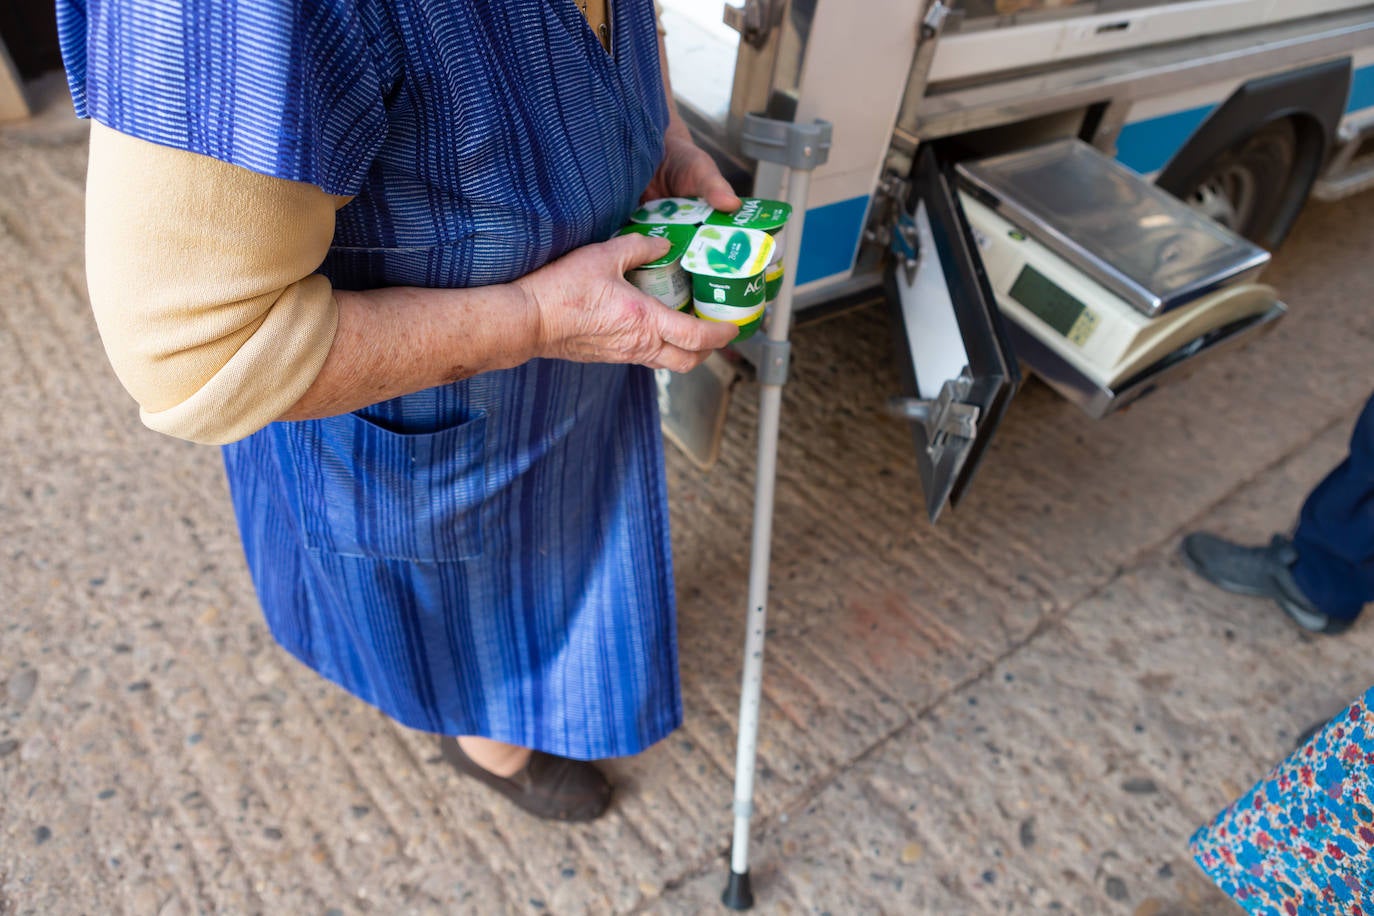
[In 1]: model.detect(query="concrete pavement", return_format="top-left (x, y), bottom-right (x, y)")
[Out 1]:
top-left (3, 86), bottom-right (1374, 914)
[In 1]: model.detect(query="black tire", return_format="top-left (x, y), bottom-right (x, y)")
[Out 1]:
top-left (1169, 118), bottom-right (1318, 249)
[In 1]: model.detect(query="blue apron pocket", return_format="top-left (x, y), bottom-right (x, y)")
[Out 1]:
top-left (290, 410), bottom-right (488, 562)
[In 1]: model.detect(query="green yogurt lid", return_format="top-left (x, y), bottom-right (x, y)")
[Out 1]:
top-left (616, 223), bottom-right (696, 266)
top-left (681, 226), bottom-right (776, 279)
top-left (630, 197), bottom-right (714, 225)
top-left (704, 198), bottom-right (792, 233)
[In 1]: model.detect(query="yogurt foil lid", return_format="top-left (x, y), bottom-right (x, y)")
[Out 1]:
top-left (616, 223), bottom-right (696, 267)
top-left (681, 226), bottom-right (776, 279)
top-left (630, 197), bottom-right (714, 225)
top-left (704, 198), bottom-right (792, 233)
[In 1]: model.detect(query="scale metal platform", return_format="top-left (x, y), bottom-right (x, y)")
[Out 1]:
top-left (958, 139), bottom-right (1273, 318)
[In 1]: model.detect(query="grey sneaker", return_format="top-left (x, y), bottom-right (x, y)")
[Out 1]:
top-left (1179, 533), bottom-right (1353, 635)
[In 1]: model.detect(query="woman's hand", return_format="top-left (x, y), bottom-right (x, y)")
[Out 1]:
top-left (641, 124), bottom-right (742, 214)
top-left (516, 232), bottom-right (737, 373)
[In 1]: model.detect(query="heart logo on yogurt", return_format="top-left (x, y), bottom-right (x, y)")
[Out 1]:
top-left (706, 230), bottom-right (754, 272)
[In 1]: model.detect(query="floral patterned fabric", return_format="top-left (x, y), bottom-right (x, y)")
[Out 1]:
top-left (1191, 686), bottom-right (1374, 915)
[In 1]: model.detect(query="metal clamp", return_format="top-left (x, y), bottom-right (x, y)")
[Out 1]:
top-left (740, 115), bottom-right (832, 171)
top-left (891, 204), bottom-right (921, 287)
top-left (754, 337), bottom-right (791, 387)
top-left (863, 172), bottom-right (912, 246)
top-left (887, 372), bottom-right (981, 461)
top-left (722, 0), bottom-right (784, 50)
top-left (921, 0), bottom-right (951, 39)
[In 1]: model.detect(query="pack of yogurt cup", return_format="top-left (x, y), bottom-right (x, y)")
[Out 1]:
top-left (616, 197), bottom-right (792, 341)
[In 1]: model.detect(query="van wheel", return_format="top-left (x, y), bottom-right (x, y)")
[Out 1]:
top-left (1174, 118), bottom-right (1305, 247)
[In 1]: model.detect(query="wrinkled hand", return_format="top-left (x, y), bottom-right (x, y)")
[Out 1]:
top-left (516, 233), bottom-right (737, 373)
top-left (642, 125), bottom-right (742, 213)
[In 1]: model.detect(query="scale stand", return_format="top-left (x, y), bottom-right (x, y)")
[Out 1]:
top-left (721, 113), bottom-right (831, 911)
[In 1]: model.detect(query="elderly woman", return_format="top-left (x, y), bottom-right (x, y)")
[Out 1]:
top-left (59, 0), bottom-right (739, 821)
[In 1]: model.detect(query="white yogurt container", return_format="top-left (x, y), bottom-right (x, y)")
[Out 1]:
top-left (704, 199), bottom-right (792, 301)
top-left (630, 197), bottom-right (714, 226)
top-left (616, 223), bottom-right (695, 311)
top-left (680, 226), bottom-right (777, 341)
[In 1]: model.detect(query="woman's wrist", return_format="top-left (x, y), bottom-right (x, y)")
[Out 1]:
top-left (499, 278), bottom-right (548, 368)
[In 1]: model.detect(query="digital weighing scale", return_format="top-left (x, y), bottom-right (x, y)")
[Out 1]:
top-left (885, 139), bottom-right (1289, 521)
top-left (954, 139), bottom-right (1286, 418)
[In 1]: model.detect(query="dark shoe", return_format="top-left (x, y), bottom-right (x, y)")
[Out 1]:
top-left (438, 737), bottom-right (613, 822)
top-left (1180, 532), bottom-right (1353, 635)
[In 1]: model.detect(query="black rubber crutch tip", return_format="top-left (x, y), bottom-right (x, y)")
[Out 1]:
top-left (721, 870), bottom-right (754, 910)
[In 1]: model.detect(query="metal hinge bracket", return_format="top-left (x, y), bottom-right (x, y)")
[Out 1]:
top-left (723, 0), bottom-right (784, 50)
top-left (921, 0), bottom-right (951, 39)
top-left (887, 371), bottom-right (980, 462)
top-left (864, 171), bottom-right (919, 280)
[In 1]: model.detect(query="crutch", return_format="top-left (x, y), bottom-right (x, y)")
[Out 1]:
top-left (722, 113), bottom-right (832, 911)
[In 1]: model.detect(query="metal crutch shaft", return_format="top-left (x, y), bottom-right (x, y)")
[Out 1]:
top-left (722, 116), bottom-right (832, 911)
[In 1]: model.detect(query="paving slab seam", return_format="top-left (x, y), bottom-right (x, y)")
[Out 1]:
top-left (942, 393), bottom-right (1371, 684)
top-left (871, 396), bottom-right (1368, 724)
top-left (1145, 402), bottom-right (1365, 548)
top-left (634, 607), bottom-right (1168, 913)
top-left (625, 529), bottom-right (1134, 904)
top-left (622, 717), bottom-right (917, 915)
top-left (634, 396), bottom-right (1368, 911)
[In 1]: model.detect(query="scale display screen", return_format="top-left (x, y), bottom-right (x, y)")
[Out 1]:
top-left (1009, 265), bottom-right (1098, 345)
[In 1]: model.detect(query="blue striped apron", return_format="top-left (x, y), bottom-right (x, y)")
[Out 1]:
top-left (59, 0), bottom-right (681, 759)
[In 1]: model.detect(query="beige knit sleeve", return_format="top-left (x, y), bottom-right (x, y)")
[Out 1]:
top-left (84, 122), bottom-right (350, 445)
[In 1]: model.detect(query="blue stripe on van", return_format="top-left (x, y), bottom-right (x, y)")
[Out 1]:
top-left (1117, 63), bottom-right (1374, 176)
top-left (796, 195), bottom-right (871, 285)
top-left (1349, 64), bottom-right (1374, 113)
top-left (1115, 104), bottom-right (1215, 175)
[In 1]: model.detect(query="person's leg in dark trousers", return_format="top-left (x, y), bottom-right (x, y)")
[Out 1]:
top-left (1289, 392), bottom-right (1374, 624)
top-left (1181, 391), bottom-right (1374, 634)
